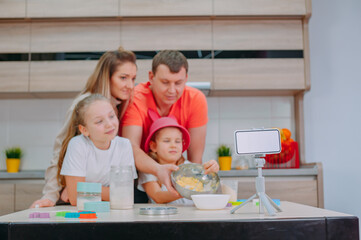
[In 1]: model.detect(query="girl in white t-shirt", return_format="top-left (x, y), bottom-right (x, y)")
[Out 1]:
top-left (59, 94), bottom-right (137, 206)
top-left (138, 109), bottom-right (219, 204)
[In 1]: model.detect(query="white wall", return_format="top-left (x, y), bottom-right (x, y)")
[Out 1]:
top-left (0, 96), bottom-right (295, 170)
top-left (0, 98), bottom-right (73, 170)
top-left (305, 0), bottom-right (361, 231)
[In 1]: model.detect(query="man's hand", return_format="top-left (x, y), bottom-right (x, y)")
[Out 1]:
top-left (156, 164), bottom-right (181, 197)
top-left (29, 199), bottom-right (55, 208)
top-left (203, 159), bottom-right (220, 174)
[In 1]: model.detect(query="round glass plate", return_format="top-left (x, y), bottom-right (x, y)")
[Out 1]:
top-left (139, 207), bottom-right (178, 215)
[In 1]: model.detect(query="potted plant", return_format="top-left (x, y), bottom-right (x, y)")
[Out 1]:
top-left (5, 147), bottom-right (23, 173)
top-left (217, 145), bottom-right (232, 171)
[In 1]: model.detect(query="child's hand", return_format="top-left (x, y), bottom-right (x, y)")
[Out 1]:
top-left (60, 186), bottom-right (70, 203)
top-left (156, 164), bottom-right (181, 197)
top-left (29, 199), bottom-right (55, 208)
top-left (203, 160), bottom-right (219, 174)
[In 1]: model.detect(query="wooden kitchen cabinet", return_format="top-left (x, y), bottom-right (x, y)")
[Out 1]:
top-left (0, 23), bottom-right (30, 53)
top-left (213, 59), bottom-right (305, 91)
top-left (220, 163), bottom-right (324, 208)
top-left (212, 19), bottom-right (305, 92)
top-left (0, 23), bottom-right (30, 93)
top-left (0, 62), bottom-right (29, 93)
top-left (237, 176), bottom-right (318, 207)
top-left (29, 61), bottom-right (96, 93)
top-left (0, 0), bottom-right (26, 18)
top-left (213, 20), bottom-right (304, 51)
top-left (213, 0), bottom-right (307, 16)
top-left (30, 21), bottom-right (121, 53)
top-left (27, 0), bottom-right (118, 18)
top-left (0, 2), bottom-right (311, 95)
top-left (0, 180), bottom-right (44, 215)
top-left (120, 0), bottom-right (212, 17)
top-left (15, 182), bottom-right (44, 211)
top-left (120, 20), bottom-right (212, 51)
top-left (0, 184), bottom-right (15, 216)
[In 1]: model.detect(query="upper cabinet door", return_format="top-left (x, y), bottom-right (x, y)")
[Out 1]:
top-left (120, 20), bottom-right (212, 50)
top-left (213, 20), bottom-right (305, 91)
top-left (120, 0), bottom-right (212, 16)
top-left (29, 61), bottom-right (96, 92)
top-left (0, 23), bottom-right (29, 93)
top-left (0, 0), bottom-right (26, 18)
top-left (30, 21), bottom-right (121, 52)
top-left (27, 0), bottom-right (118, 18)
top-left (214, 0), bottom-right (306, 16)
top-left (213, 59), bottom-right (305, 90)
top-left (0, 23), bottom-right (30, 53)
top-left (0, 62), bottom-right (29, 92)
top-left (213, 20), bottom-right (304, 50)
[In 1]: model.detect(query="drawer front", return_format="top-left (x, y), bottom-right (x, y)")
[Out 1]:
top-left (237, 177), bottom-right (318, 207)
top-left (15, 183), bottom-right (44, 211)
top-left (0, 184), bottom-right (15, 216)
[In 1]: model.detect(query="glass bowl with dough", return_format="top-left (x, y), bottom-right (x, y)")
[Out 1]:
top-left (171, 163), bottom-right (220, 200)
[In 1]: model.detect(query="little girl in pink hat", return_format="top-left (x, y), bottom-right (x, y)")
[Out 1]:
top-left (138, 109), bottom-right (219, 204)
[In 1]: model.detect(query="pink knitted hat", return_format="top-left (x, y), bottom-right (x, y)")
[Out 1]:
top-left (144, 109), bottom-right (190, 153)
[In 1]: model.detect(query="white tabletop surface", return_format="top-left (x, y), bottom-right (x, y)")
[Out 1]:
top-left (0, 201), bottom-right (352, 223)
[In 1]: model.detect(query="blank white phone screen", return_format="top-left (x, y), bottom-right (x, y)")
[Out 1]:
top-left (234, 129), bottom-right (281, 155)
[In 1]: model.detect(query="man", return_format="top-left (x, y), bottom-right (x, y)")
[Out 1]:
top-left (121, 50), bottom-right (208, 200)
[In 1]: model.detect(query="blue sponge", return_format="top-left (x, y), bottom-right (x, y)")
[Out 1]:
top-left (65, 212), bottom-right (80, 218)
top-left (84, 201), bottom-right (110, 212)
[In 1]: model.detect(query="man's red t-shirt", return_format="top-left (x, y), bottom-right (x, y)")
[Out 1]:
top-left (121, 82), bottom-right (208, 151)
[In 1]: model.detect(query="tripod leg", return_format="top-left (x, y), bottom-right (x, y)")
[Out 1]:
top-left (265, 194), bottom-right (282, 212)
top-left (230, 194), bottom-right (257, 214)
top-left (259, 193), bottom-right (276, 216)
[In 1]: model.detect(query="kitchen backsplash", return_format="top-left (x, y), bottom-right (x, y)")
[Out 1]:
top-left (0, 96), bottom-right (294, 170)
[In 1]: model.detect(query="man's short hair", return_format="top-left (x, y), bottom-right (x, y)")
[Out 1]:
top-left (152, 50), bottom-right (188, 74)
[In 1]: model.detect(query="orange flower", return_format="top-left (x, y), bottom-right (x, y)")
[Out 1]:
top-left (282, 128), bottom-right (291, 141)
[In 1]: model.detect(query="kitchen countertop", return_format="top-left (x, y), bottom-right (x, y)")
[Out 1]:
top-left (219, 164), bottom-right (319, 177)
top-left (0, 165), bottom-right (318, 180)
top-left (0, 170), bottom-right (44, 180)
top-left (0, 202), bottom-right (358, 240)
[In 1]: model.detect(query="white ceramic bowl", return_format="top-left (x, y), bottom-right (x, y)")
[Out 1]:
top-left (191, 194), bottom-right (230, 210)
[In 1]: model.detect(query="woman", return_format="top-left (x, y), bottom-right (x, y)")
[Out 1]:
top-left (30, 47), bottom-right (137, 208)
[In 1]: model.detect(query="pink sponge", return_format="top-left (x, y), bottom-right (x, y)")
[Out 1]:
top-left (29, 212), bottom-right (50, 218)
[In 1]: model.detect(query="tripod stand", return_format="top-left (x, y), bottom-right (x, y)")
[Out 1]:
top-left (230, 156), bottom-right (282, 216)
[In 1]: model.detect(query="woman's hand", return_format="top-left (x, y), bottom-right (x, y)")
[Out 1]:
top-left (29, 199), bottom-right (55, 208)
top-left (203, 160), bottom-right (219, 174)
top-left (155, 164), bottom-right (181, 197)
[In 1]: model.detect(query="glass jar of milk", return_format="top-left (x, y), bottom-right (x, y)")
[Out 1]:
top-left (77, 182), bottom-right (102, 211)
top-left (110, 165), bottom-right (134, 209)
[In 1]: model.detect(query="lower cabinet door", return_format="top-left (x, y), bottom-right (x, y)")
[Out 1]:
top-left (237, 176), bottom-right (318, 207)
top-left (0, 184), bottom-right (15, 216)
top-left (15, 183), bottom-right (44, 211)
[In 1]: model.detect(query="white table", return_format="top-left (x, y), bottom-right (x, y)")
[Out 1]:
top-left (0, 201), bottom-right (358, 240)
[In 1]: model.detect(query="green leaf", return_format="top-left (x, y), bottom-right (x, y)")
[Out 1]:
top-left (5, 147), bottom-right (23, 159)
top-left (216, 144), bottom-right (232, 157)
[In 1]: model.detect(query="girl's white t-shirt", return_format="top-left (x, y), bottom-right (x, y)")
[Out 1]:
top-left (137, 160), bottom-right (194, 205)
top-left (60, 135), bottom-right (137, 186)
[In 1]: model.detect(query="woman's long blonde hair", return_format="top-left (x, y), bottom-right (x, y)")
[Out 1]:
top-left (57, 94), bottom-right (109, 187)
top-left (81, 46), bottom-right (136, 119)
